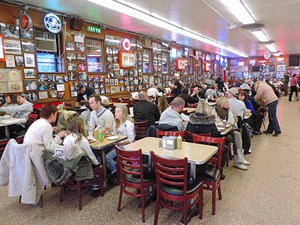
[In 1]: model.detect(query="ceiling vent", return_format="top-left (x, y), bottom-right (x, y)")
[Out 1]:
top-left (240, 23), bottom-right (264, 30)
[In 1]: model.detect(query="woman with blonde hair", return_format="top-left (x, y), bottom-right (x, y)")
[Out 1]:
top-left (186, 101), bottom-right (228, 179)
top-left (157, 96), bottom-right (169, 113)
top-left (212, 96), bottom-right (250, 170)
top-left (106, 105), bottom-right (136, 183)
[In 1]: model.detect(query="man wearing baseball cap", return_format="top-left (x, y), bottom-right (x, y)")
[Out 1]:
top-left (75, 84), bottom-right (94, 107)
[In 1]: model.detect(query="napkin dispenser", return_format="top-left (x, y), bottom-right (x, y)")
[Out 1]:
top-left (166, 136), bottom-right (177, 150)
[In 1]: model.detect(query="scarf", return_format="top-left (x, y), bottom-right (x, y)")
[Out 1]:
top-left (215, 106), bottom-right (229, 121)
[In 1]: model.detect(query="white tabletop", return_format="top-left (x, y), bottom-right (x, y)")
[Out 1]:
top-left (125, 137), bottom-right (218, 165)
top-left (0, 118), bottom-right (26, 127)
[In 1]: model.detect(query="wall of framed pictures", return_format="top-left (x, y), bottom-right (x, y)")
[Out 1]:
top-left (0, 2), bottom-right (227, 104)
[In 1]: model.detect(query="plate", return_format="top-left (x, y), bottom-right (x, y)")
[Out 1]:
top-left (107, 136), bottom-right (119, 140)
top-left (87, 136), bottom-right (96, 143)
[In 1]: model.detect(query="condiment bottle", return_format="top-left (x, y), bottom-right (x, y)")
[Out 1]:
top-left (177, 135), bottom-right (182, 149)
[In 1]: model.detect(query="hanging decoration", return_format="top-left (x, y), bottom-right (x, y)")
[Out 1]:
top-left (44, 13), bottom-right (62, 33)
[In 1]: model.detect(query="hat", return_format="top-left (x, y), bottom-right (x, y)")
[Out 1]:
top-left (19, 93), bottom-right (27, 98)
top-left (77, 84), bottom-right (84, 92)
top-left (228, 87), bottom-right (238, 96)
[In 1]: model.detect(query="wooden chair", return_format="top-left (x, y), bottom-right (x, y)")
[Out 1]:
top-left (111, 98), bottom-right (120, 103)
top-left (60, 166), bottom-right (104, 210)
top-left (116, 145), bottom-right (155, 223)
top-left (192, 134), bottom-right (225, 215)
top-left (151, 151), bottom-right (203, 225)
top-left (184, 130), bottom-right (211, 143)
top-left (134, 121), bottom-right (149, 140)
top-left (156, 129), bottom-right (184, 138)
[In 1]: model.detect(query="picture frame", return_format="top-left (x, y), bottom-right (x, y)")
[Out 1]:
top-left (21, 40), bottom-right (35, 52)
top-left (114, 63), bottom-right (120, 70)
top-left (0, 23), bottom-right (20, 39)
top-left (50, 90), bottom-right (57, 98)
top-left (57, 84), bottom-right (65, 92)
top-left (24, 80), bottom-right (37, 91)
top-left (20, 28), bottom-right (34, 39)
top-left (76, 42), bottom-right (85, 52)
top-left (38, 91), bottom-right (48, 100)
top-left (23, 68), bottom-right (35, 78)
top-left (76, 53), bottom-right (85, 61)
top-left (5, 55), bottom-right (15, 67)
top-left (66, 41), bottom-right (75, 51)
top-left (70, 91), bottom-right (77, 97)
top-left (57, 91), bottom-right (65, 99)
top-left (24, 53), bottom-right (35, 67)
top-left (15, 55), bottom-right (24, 66)
top-left (4, 39), bottom-right (22, 55)
top-left (66, 52), bottom-right (76, 61)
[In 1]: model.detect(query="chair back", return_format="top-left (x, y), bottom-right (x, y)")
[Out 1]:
top-left (134, 121), bottom-right (149, 140)
top-left (111, 98), bottom-right (120, 103)
top-left (115, 144), bottom-right (144, 184)
top-left (156, 129), bottom-right (184, 138)
top-left (192, 134), bottom-right (225, 170)
top-left (151, 151), bottom-right (188, 197)
top-left (27, 113), bottom-right (39, 128)
top-left (184, 130), bottom-right (211, 143)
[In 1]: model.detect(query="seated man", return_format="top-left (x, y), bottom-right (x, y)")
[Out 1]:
top-left (88, 94), bottom-right (114, 130)
top-left (133, 91), bottom-right (160, 125)
top-left (147, 84), bottom-right (163, 99)
top-left (158, 97), bottom-right (185, 131)
top-left (75, 84), bottom-right (95, 107)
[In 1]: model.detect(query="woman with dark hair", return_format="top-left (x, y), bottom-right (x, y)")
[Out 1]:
top-left (24, 104), bottom-right (66, 149)
top-left (171, 80), bottom-right (182, 97)
top-left (157, 96), bottom-right (169, 113)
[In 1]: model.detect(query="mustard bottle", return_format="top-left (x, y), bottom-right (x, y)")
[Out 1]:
top-left (177, 135), bottom-right (182, 149)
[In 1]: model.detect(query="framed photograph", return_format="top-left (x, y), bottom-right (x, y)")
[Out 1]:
top-left (5, 55), bottom-right (15, 67)
top-left (76, 43), bottom-right (85, 52)
top-left (110, 79), bottom-right (114, 85)
top-left (4, 39), bottom-right (21, 55)
top-left (55, 75), bottom-right (64, 83)
top-left (23, 68), bottom-right (35, 78)
top-left (66, 41), bottom-right (75, 51)
top-left (68, 71), bottom-right (77, 81)
top-left (66, 52), bottom-right (76, 61)
top-left (20, 28), bottom-right (34, 39)
top-left (57, 91), bottom-right (65, 99)
top-left (57, 84), bottom-right (65, 92)
top-left (50, 90), bottom-right (57, 98)
top-left (0, 23), bottom-right (20, 39)
top-left (114, 79), bottom-right (118, 85)
top-left (114, 63), bottom-right (120, 70)
top-left (25, 91), bottom-right (38, 101)
top-left (38, 83), bottom-right (49, 91)
top-left (38, 91), bottom-right (48, 100)
top-left (79, 72), bottom-right (87, 81)
top-left (76, 53), bottom-right (85, 61)
top-left (78, 62), bottom-right (86, 72)
top-left (24, 80), bottom-right (37, 91)
top-left (21, 40), bottom-right (35, 52)
top-left (70, 91), bottom-right (77, 97)
top-left (24, 53), bottom-right (35, 67)
top-left (15, 55), bottom-right (24, 66)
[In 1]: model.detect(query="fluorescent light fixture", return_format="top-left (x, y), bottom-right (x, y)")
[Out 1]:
top-left (266, 43), bottom-right (277, 53)
top-left (219, 0), bottom-right (255, 24)
top-left (88, 0), bottom-right (248, 57)
top-left (273, 52), bottom-right (281, 57)
top-left (251, 29), bottom-right (270, 42)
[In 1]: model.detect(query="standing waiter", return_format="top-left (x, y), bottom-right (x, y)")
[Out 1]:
top-left (75, 84), bottom-right (95, 107)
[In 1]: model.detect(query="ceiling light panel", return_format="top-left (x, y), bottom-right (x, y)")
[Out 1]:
top-left (251, 29), bottom-right (270, 42)
top-left (266, 43), bottom-right (277, 53)
top-left (219, 0), bottom-right (255, 24)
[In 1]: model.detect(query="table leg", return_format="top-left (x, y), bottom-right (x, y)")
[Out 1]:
top-left (4, 126), bottom-right (10, 139)
top-left (101, 149), bottom-right (108, 187)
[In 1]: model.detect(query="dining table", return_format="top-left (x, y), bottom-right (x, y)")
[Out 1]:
top-left (90, 135), bottom-right (127, 187)
top-left (0, 118), bottom-right (27, 139)
top-left (125, 137), bottom-right (218, 223)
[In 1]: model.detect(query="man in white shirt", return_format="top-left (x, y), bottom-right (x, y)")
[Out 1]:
top-left (147, 84), bottom-right (163, 99)
top-left (88, 94), bottom-right (114, 130)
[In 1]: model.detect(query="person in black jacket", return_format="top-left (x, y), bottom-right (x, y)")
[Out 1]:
top-left (178, 88), bottom-right (199, 107)
top-left (133, 91), bottom-right (160, 125)
top-left (186, 101), bottom-right (228, 180)
top-left (171, 80), bottom-right (182, 97)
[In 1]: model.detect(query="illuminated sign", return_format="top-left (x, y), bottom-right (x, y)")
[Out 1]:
top-left (86, 26), bottom-right (101, 34)
top-left (122, 38), bottom-right (131, 51)
top-left (204, 62), bottom-right (211, 71)
top-left (175, 58), bottom-right (187, 70)
top-left (238, 62), bottom-right (244, 66)
top-left (276, 57), bottom-right (284, 62)
top-left (19, 13), bottom-right (32, 31)
top-left (44, 13), bottom-right (62, 33)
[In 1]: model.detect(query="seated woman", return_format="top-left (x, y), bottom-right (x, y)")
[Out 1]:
top-left (186, 101), bottom-right (228, 179)
top-left (178, 88), bottom-right (199, 107)
top-left (63, 117), bottom-right (101, 198)
top-left (24, 104), bottom-right (66, 149)
top-left (157, 96), bottom-right (169, 114)
top-left (1, 94), bottom-right (18, 109)
top-left (106, 105), bottom-right (135, 183)
top-left (211, 96), bottom-right (250, 171)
